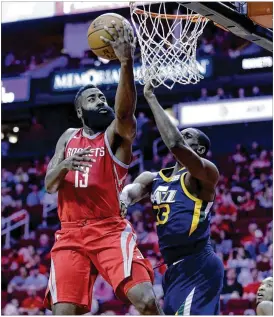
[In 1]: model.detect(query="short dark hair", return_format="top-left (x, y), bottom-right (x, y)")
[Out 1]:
top-left (195, 128), bottom-right (211, 155)
top-left (74, 84), bottom-right (97, 109)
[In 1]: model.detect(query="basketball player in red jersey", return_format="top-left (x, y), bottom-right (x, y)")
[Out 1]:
top-left (43, 21), bottom-right (163, 315)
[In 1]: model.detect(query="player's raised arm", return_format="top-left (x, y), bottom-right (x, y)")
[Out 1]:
top-left (144, 82), bottom-right (219, 185)
top-left (45, 129), bottom-right (95, 193)
top-left (101, 20), bottom-right (137, 142)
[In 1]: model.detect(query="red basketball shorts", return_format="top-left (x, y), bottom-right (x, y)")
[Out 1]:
top-left (44, 217), bottom-right (154, 313)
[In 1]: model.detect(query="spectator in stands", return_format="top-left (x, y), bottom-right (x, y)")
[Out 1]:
top-left (251, 172), bottom-right (267, 193)
top-left (4, 52), bottom-right (15, 67)
top-left (3, 299), bottom-right (19, 315)
top-left (198, 88), bottom-right (209, 101)
top-left (228, 45), bottom-right (240, 59)
top-left (13, 167), bottom-right (29, 184)
top-left (259, 222), bottom-right (273, 254)
top-left (216, 189), bottom-right (237, 220)
top-left (213, 87), bottom-right (230, 100)
top-left (250, 142), bottom-right (262, 160)
top-left (1, 168), bottom-right (14, 185)
top-left (137, 112), bottom-right (149, 130)
top-left (13, 183), bottom-right (26, 206)
top-left (41, 190), bottom-right (58, 213)
top-left (239, 192), bottom-right (256, 212)
top-left (142, 223), bottom-right (159, 245)
top-left (26, 184), bottom-right (41, 207)
top-left (19, 287), bottom-right (44, 315)
top-left (243, 269), bottom-right (262, 300)
top-left (136, 221), bottom-right (149, 244)
top-left (252, 86), bottom-right (262, 97)
top-left (199, 38), bottom-right (215, 55)
top-left (37, 234), bottom-right (51, 257)
top-left (242, 223), bottom-right (263, 260)
top-left (238, 268), bottom-right (255, 287)
top-left (250, 150), bottom-right (271, 172)
top-left (227, 249), bottom-right (254, 270)
top-left (28, 56), bottom-right (37, 71)
top-left (8, 249), bottom-right (24, 271)
top-left (232, 144), bottom-right (248, 164)
top-left (28, 160), bottom-right (44, 177)
top-left (7, 266), bottom-right (28, 292)
top-left (41, 156), bottom-right (51, 175)
top-left (18, 245), bottom-right (35, 266)
top-left (1, 187), bottom-right (14, 209)
top-left (257, 182), bottom-right (273, 208)
top-left (238, 88), bottom-right (245, 98)
top-left (24, 266), bottom-right (48, 291)
top-left (222, 268), bottom-right (243, 299)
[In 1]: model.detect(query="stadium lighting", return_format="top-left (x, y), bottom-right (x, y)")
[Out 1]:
top-left (8, 135), bottom-right (18, 144)
top-left (13, 126), bottom-right (19, 133)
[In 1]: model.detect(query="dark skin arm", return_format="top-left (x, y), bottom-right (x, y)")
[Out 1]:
top-left (257, 301), bottom-right (273, 315)
top-left (144, 83), bottom-right (219, 192)
top-left (45, 128), bottom-right (95, 194)
top-left (101, 20), bottom-right (137, 165)
top-left (120, 171), bottom-right (156, 217)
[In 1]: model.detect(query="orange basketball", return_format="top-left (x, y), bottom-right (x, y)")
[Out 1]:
top-left (87, 13), bottom-right (134, 60)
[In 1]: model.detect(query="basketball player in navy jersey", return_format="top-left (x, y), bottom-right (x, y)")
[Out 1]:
top-left (120, 82), bottom-right (224, 315)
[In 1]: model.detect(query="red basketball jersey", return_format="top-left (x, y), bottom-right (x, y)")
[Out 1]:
top-left (57, 128), bottom-right (129, 221)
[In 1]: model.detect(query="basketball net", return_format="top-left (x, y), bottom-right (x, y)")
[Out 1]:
top-left (130, 2), bottom-right (209, 89)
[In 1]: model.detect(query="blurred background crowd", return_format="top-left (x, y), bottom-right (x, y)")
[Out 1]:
top-left (1, 1), bottom-right (273, 316)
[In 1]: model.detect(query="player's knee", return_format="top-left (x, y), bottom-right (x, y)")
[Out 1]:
top-left (128, 286), bottom-right (158, 315)
top-left (138, 295), bottom-right (158, 315)
top-left (52, 303), bottom-right (78, 315)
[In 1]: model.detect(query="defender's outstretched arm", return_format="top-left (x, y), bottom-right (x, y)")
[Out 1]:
top-left (144, 83), bottom-right (218, 185)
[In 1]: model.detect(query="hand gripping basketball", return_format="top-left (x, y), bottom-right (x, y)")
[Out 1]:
top-left (100, 20), bottom-right (136, 63)
top-left (62, 146), bottom-right (96, 173)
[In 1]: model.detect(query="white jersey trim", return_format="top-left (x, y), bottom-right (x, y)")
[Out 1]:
top-left (104, 129), bottom-right (129, 169)
top-left (64, 128), bottom-right (81, 154)
top-left (82, 129), bottom-right (103, 140)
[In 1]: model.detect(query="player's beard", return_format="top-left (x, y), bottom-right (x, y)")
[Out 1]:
top-left (81, 107), bottom-right (115, 132)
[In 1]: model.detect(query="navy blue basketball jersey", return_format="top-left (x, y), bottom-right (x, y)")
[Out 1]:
top-left (151, 166), bottom-right (214, 265)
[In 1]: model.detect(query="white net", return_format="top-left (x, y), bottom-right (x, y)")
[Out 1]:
top-left (130, 2), bottom-right (209, 89)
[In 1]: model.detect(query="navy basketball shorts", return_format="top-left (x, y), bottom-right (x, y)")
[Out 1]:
top-left (162, 245), bottom-right (224, 315)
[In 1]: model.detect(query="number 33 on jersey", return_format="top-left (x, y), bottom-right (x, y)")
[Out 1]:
top-left (151, 167), bottom-right (213, 238)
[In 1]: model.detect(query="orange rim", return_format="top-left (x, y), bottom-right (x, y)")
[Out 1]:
top-left (134, 8), bottom-right (207, 21)
top-left (132, 7), bottom-right (229, 31)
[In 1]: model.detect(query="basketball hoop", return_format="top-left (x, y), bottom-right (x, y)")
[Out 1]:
top-left (130, 2), bottom-right (209, 89)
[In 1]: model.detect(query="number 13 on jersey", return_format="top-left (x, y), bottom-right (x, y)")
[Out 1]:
top-left (75, 167), bottom-right (90, 188)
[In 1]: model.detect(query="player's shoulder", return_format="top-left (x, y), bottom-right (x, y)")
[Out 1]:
top-left (256, 301), bottom-right (273, 315)
top-left (62, 128), bottom-right (79, 141)
top-left (56, 128), bottom-right (80, 149)
top-left (201, 157), bottom-right (220, 183)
